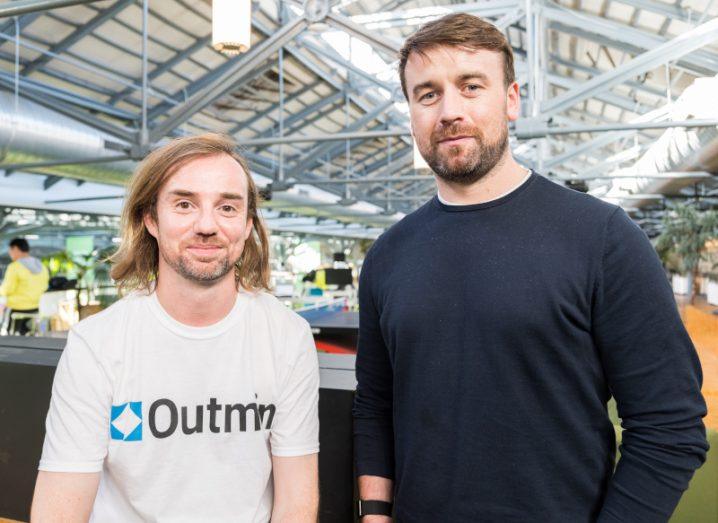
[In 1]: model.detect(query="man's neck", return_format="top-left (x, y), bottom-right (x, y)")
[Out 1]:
top-left (154, 265), bottom-right (239, 327)
top-left (435, 154), bottom-right (529, 206)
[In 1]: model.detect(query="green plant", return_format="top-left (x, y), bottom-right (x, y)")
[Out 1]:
top-left (655, 203), bottom-right (718, 302)
top-left (46, 246), bottom-right (117, 314)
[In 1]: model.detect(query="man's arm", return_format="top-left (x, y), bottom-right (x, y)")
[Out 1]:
top-left (271, 454), bottom-right (318, 523)
top-left (31, 471), bottom-right (100, 522)
top-left (353, 250), bottom-right (396, 519)
top-left (593, 209), bottom-right (709, 522)
top-left (0, 263), bottom-right (18, 297)
top-left (357, 475), bottom-right (393, 523)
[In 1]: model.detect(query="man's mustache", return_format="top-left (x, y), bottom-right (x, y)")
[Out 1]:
top-left (431, 125), bottom-right (480, 143)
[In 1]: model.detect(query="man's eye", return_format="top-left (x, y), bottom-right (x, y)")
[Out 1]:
top-left (419, 92), bottom-right (436, 102)
top-left (221, 205), bottom-right (236, 213)
top-left (466, 84), bottom-right (480, 92)
top-left (177, 201), bottom-right (191, 209)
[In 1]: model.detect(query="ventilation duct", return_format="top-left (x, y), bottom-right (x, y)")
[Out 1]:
top-left (601, 76), bottom-right (718, 207)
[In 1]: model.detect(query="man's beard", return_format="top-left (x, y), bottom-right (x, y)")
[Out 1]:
top-left (420, 122), bottom-right (509, 186)
top-left (160, 239), bottom-right (238, 285)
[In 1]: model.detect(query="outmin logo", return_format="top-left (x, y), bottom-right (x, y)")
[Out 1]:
top-left (110, 397), bottom-right (275, 441)
top-left (110, 401), bottom-right (143, 441)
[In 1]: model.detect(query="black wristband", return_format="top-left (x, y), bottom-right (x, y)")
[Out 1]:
top-left (357, 499), bottom-right (393, 518)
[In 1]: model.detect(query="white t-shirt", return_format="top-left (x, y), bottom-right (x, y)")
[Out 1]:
top-left (39, 290), bottom-right (320, 522)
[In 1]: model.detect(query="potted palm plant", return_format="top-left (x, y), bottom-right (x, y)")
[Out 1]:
top-left (654, 203), bottom-right (718, 303)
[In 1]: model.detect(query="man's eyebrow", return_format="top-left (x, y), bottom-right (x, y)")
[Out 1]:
top-left (219, 192), bottom-right (244, 201)
top-left (166, 190), bottom-right (244, 201)
top-left (167, 189), bottom-right (195, 198)
top-left (457, 72), bottom-right (490, 83)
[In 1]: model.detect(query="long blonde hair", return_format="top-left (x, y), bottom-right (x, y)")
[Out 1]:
top-left (110, 133), bottom-right (271, 292)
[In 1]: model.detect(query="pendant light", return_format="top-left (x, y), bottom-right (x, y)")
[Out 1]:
top-left (212, 0), bottom-right (252, 55)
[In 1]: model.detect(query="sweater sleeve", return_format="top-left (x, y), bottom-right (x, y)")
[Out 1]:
top-left (352, 249), bottom-right (395, 479)
top-left (593, 208), bottom-right (709, 522)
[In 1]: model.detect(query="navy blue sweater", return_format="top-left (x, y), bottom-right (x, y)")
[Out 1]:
top-left (353, 173), bottom-right (708, 522)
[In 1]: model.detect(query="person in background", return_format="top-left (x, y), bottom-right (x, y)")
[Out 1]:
top-left (0, 237), bottom-right (49, 335)
top-left (353, 13), bottom-right (708, 522)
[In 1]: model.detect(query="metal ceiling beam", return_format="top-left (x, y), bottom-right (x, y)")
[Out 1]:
top-left (325, 11), bottom-right (401, 58)
top-left (349, 0), bottom-right (520, 27)
top-left (0, 28), bottom-right (178, 106)
top-left (550, 54), bottom-right (664, 99)
top-left (543, 6), bottom-right (718, 76)
top-left (148, 60), bottom-right (275, 121)
top-left (109, 35), bottom-right (212, 105)
top-left (557, 172), bottom-right (714, 181)
top-left (149, 16), bottom-right (309, 142)
top-left (254, 90), bottom-right (346, 142)
top-left (253, 16), bottom-right (408, 136)
top-left (22, 0), bottom-right (133, 75)
top-left (0, 10), bottom-right (40, 33)
top-left (0, 0), bottom-right (103, 18)
top-left (233, 79), bottom-right (323, 134)
top-left (542, 103), bottom-right (672, 169)
top-left (541, 15), bottom-right (718, 116)
top-left (546, 73), bottom-right (645, 114)
top-left (241, 127), bottom-right (408, 147)
top-left (0, 70), bottom-right (137, 120)
top-left (289, 101), bottom-right (394, 178)
top-left (298, 37), bottom-right (396, 93)
top-left (617, 0), bottom-right (710, 24)
top-left (520, 118), bottom-right (718, 139)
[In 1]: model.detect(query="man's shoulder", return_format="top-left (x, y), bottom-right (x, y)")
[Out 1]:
top-left (72, 292), bottom-right (146, 340)
top-left (532, 173), bottom-right (618, 216)
top-left (369, 198), bottom-right (435, 258)
top-left (246, 290), bottom-right (311, 334)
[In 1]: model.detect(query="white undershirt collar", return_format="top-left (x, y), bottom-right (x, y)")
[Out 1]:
top-left (437, 168), bottom-right (533, 206)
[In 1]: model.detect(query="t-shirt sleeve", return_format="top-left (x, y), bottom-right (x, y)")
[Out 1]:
top-left (593, 208), bottom-right (709, 521)
top-left (39, 329), bottom-right (113, 472)
top-left (269, 321), bottom-right (319, 457)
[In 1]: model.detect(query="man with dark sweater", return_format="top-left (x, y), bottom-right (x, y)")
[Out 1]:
top-left (353, 13), bottom-right (708, 522)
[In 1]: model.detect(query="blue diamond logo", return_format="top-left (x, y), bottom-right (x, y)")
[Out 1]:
top-left (110, 401), bottom-right (142, 441)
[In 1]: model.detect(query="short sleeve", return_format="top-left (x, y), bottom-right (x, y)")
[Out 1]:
top-left (269, 323), bottom-right (320, 457)
top-left (38, 329), bottom-right (113, 472)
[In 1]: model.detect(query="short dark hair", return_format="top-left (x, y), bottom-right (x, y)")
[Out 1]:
top-left (398, 13), bottom-right (516, 100)
top-left (9, 238), bottom-right (30, 252)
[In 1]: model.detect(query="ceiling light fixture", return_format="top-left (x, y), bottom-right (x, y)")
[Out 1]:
top-left (212, 0), bottom-right (252, 55)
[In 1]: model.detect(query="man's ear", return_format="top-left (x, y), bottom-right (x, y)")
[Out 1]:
top-left (244, 217), bottom-right (253, 241)
top-left (144, 212), bottom-right (159, 239)
top-left (506, 81), bottom-right (521, 122)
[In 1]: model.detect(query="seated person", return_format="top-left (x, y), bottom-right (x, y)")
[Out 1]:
top-left (0, 237), bottom-right (49, 335)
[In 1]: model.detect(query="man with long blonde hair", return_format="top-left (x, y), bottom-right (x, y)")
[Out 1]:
top-left (31, 134), bottom-right (319, 522)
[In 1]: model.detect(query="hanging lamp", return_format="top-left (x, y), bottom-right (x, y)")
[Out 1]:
top-left (212, 0), bottom-right (252, 55)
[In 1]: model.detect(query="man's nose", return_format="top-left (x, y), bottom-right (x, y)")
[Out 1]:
top-left (193, 206), bottom-right (218, 235)
top-left (438, 87), bottom-right (465, 128)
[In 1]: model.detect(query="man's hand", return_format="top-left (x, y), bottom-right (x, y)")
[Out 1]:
top-left (31, 470), bottom-right (100, 522)
top-left (271, 454), bottom-right (318, 523)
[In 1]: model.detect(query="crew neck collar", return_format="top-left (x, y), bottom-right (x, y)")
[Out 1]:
top-left (146, 290), bottom-right (249, 339)
top-left (433, 170), bottom-right (536, 212)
